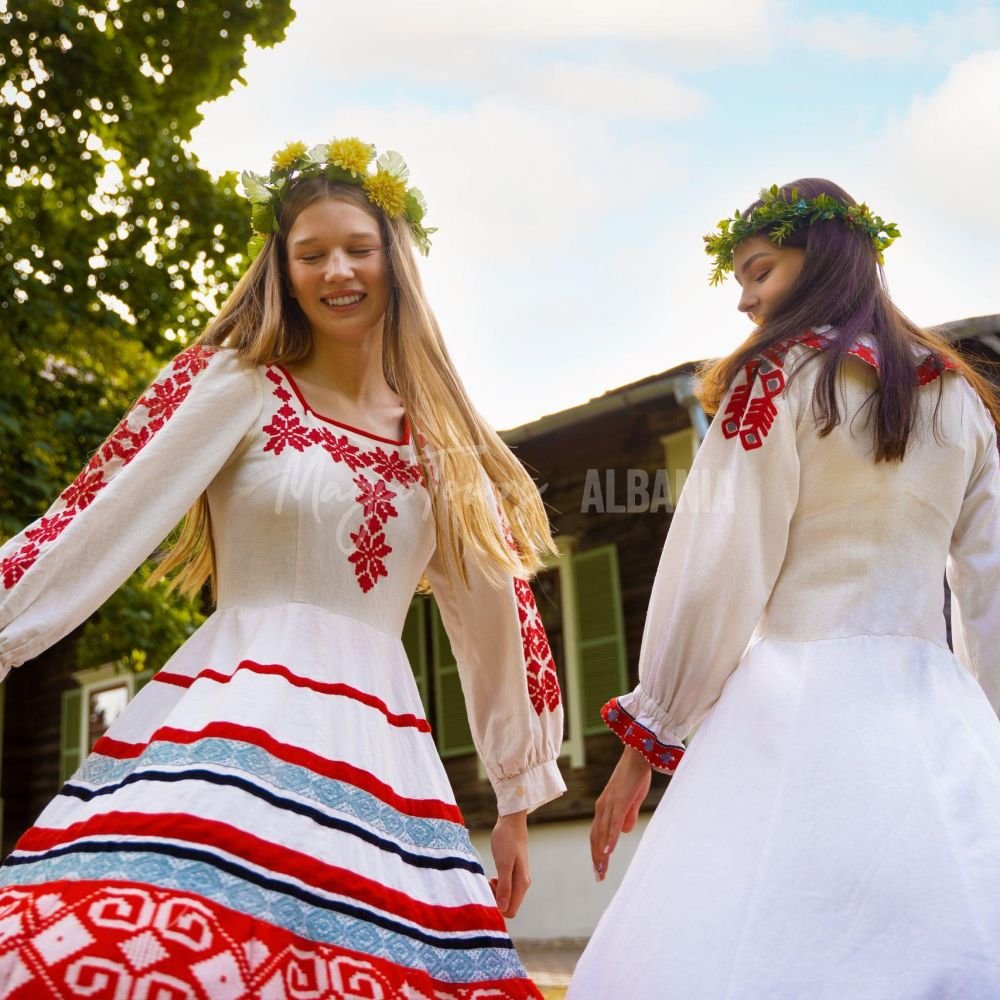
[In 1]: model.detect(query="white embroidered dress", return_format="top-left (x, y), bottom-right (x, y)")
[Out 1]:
top-left (0, 346), bottom-right (565, 1000)
top-left (570, 332), bottom-right (1000, 1000)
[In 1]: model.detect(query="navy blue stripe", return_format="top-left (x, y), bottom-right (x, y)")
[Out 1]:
top-left (60, 770), bottom-right (483, 876)
top-left (3, 841), bottom-right (509, 952)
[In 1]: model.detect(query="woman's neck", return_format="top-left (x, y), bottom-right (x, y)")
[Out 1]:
top-left (292, 333), bottom-right (394, 406)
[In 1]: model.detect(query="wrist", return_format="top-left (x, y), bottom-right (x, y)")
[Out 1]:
top-left (495, 809), bottom-right (528, 827)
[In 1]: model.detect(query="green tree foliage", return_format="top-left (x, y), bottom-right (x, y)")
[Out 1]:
top-left (0, 0), bottom-right (294, 668)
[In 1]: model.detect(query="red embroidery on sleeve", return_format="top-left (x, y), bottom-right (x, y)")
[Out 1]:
top-left (1, 347), bottom-right (219, 592)
top-left (601, 697), bottom-right (685, 773)
top-left (513, 578), bottom-right (561, 714)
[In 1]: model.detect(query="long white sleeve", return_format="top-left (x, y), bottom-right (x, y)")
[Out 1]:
top-left (946, 388), bottom-right (1000, 713)
top-left (423, 517), bottom-right (566, 816)
top-left (0, 346), bottom-right (262, 678)
top-left (603, 351), bottom-right (804, 771)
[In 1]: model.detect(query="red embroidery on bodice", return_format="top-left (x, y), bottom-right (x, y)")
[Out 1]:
top-left (261, 368), bottom-right (426, 594)
top-left (0, 346), bottom-right (218, 591)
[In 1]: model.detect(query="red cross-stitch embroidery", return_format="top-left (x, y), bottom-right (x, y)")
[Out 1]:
top-left (309, 427), bottom-right (367, 471)
top-left (0, 346), bottom-right (218, 592)
top-left (24, 512), bottom-right (74, 545)
top-left (262, 406), bottom-right (313, 455)
top-left (348, 521), bottom-right (392, 593)
top-left (0, 542), bottom-right (40, 590)
top-left (261, 367), bottom-right (426, 594)
top-left (59, 469), bottom-right (106, 511)
top-left (513, 578), bottom-right (561, 714)
top-left (354, 475), bottom-right (398, 525)
top-left (137, 375), bottom-right (192, 425)
top-left (722, 328), bottom-right (958, 453)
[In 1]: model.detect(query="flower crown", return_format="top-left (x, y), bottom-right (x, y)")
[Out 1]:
top-left (702, 185), bottom-right (900, 286)
top-left (240, 137), bottom-right (436, 261)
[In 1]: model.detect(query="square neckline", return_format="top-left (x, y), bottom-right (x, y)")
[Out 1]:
top-left (274, 364), bottom-right (411, 446)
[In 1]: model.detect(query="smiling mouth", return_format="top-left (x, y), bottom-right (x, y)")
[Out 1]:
top-left (321, 293), bottom-right (365, 308)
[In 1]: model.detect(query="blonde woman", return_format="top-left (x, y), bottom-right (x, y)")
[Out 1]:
top-left (0, 139), bottom-right (565, 999)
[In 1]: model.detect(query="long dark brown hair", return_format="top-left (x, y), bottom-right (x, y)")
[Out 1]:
top-left (698, 178), bottom-right (1000, 461)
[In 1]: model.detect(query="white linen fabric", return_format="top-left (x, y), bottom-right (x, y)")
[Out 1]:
top-left (0, 345), bottom-right (563, 999)
top-left (571, 334), bottom-right (1000, 1000)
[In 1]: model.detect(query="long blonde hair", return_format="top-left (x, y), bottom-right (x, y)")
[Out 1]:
top-left (151, 179), bottom-right (555, 597)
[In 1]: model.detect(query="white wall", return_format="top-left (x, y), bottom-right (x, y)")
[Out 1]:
top-left (470, 815), bottom-right (652, 940)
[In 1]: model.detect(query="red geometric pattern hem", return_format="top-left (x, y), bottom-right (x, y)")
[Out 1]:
top-left (0, 880), bottom-right (542, 999)
top-left (601, 697), bottom-right (684, 774)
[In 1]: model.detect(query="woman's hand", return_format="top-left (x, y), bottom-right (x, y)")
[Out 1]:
top-left (490, 809), bottom-right (531, 918)
top-left (590, 747), bottom-right (652, 882)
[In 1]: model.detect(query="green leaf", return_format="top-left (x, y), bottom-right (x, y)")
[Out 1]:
top-left (404, 188), bottom-right (426, 223)
top-left (246, 232), bottom-right (267, 260)
top-left (240, 170), bottom-right (272, 205)
top-left (250, 202), bottom-right (274, 233)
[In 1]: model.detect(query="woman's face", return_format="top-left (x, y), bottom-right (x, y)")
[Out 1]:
top-left (285, 197), bottom-right (391, 343)
top-left (732, 234), bottom-right (806, 324)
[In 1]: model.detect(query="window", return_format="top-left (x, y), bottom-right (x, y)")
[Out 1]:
top-left (661, 427), bottom-right (698, 506)
top-left (400, 542), bottom-right (629, 768)
top-left (60, 665), bottom-right (154, 783)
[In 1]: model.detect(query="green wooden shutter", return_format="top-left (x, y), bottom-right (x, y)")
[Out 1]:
top-left (401, 598), bottom-right (429, 713)
top-left (59, 687), bottom-right (83, 784)
top-left (430, 600), bottom-right (475, 757)
top-left (662, 428), bottom-right (697, 506)
top-left (572, 545), bottom-right (628, 735)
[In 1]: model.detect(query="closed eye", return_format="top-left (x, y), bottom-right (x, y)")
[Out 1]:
top-left (754, 270), bottom-right (772, 283)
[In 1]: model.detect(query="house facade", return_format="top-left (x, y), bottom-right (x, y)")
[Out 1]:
top-left (2, 314), bottom-right (999, 939)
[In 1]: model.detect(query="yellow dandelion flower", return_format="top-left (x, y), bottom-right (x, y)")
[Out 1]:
top-left (328, 137), bottom-right (375, 178)
top-left (363, 169), bottom-right (408, 217)
top-left (271, 140), bottom-right (308, 172)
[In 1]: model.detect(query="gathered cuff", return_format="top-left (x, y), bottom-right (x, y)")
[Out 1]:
top-left (601, 693), bottom-right (685, 774)
top-left (493, 759), bottom-right (566, 817)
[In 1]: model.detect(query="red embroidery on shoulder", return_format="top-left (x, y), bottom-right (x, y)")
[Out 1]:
top-left (794, 328), bottom-right (959, 386)
top-left (261, 366), bottom-right (426, 595)
top-left (1, 347), bottom-right (219, 592)
top-left (724, 354), bottom-right (789, 452)
top-left (513, 578), bottom-right (561, 714)
top-left (601, 697), bottom-right (684, 773)
top-left (721, 361), bottom-right (761, 440)
top-left (740, 366), bottom-right (786, 451)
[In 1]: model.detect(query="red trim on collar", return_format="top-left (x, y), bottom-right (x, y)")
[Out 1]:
top-left (274, 364), bottom-right (411, 445)
top-left (790, 329), bottom-right (959, 386)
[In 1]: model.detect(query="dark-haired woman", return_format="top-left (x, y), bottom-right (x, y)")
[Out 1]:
top-left (569, 179), bottom-right (1000, 998)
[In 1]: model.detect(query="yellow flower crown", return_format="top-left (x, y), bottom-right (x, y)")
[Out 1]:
top-left (240, 137), bottom-right (436, 261)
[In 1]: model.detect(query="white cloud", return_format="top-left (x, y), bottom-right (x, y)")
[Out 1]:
top-left (187, 6), bottom-right (1000, 428)
top-left (528, 58), bottom-right (710, 121)
top-left (789, 4), bottom-right (999, 61)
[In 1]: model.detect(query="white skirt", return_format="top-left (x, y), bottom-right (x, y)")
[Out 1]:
top-left (0, 603), bottom-right (540, 999)
top-left (569, 634), bottom-right (1000, 1000)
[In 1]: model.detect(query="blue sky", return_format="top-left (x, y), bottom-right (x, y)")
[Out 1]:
top-left (189, 0), bottom-right (1000, 428)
